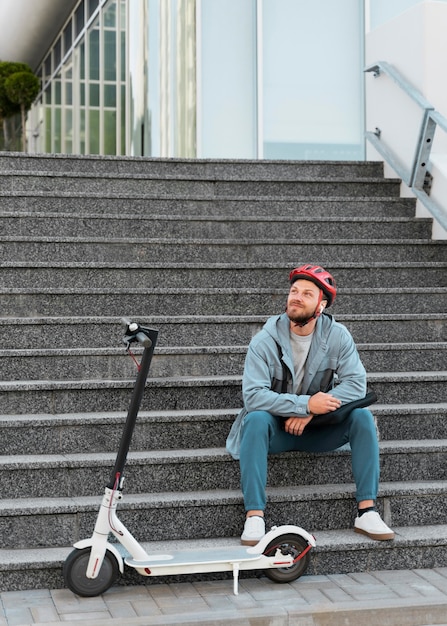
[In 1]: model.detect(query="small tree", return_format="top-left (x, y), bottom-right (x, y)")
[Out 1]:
top-left (0, 61), bottom-right (39, 151)
top-left (5, 71), bottom-right (40, 152)
top-left (0, 62), bottom-right (24, 148)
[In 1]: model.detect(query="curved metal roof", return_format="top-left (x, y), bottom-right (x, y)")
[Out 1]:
top-left (0, 0), bottom-right (79, 70)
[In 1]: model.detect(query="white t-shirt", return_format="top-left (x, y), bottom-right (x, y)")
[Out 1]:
top-left (289, 329), bottom-right (314, 394)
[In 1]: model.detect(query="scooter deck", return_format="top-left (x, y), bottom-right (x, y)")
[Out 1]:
top-left (124, 544), bottom-right (296, 596)
top-left (125, 544), bottom-right (266, 569)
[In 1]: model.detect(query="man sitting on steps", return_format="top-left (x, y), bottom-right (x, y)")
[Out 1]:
top-left (226, 263), bottom-right (395, 545)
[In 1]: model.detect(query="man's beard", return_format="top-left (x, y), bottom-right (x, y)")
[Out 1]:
top-left (286, 305), bottom-right (316, 325)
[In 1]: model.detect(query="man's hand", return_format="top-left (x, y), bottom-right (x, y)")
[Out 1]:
top-left (308, 392), bottom-right (342, 415)
top-left (284, 393), bottom-right (342, 436)
top-left (284, 415), bottom-right (314, 436)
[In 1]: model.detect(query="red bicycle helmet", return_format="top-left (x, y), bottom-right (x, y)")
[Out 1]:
top-left (289, 264), bottom-right (337, 307)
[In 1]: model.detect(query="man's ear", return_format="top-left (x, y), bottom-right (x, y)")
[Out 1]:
top-left (319, 300), bottom-right (328, 313)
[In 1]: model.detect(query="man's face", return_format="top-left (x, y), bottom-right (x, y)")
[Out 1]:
top-left (286, 279), bottom-right (323, 324)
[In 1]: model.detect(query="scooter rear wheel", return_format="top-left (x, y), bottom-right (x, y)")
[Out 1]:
top-left (63, 547), bottom-right (120, 597)
top-left (262, 533), bottom-right (311, 583)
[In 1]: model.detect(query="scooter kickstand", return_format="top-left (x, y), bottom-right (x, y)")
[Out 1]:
top-left (233, 562), bottom-right (240, 595)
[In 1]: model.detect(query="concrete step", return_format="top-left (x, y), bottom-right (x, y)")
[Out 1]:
top-left (2, 262), bottom-right (446, 290)
top-left (2, 237), bottom-right (446, 264)
top-left (0, 170), bottom-right (403, 198)
top-left (2, 212), bottom-right (433, 240)
top-left (0, 440), bottom-right (446, 500)
top-left (1, 286), bottom-right (446, 317)
top-left (0, 404), bottom-right (446, 455)
top-left (0, 151), bottom-right (444, 594)
top-left (0, 314), bottom-right (445, 349)
top-left (0, 480), bottom-right (443, 550)
top-left (0, 409), bottom-right (237, 455)
top-left (0, 523), bottom-right (445, 592)
top-left (1, 343), bottom-right (446, 380)
top-left (0, 371), bottom-right (446, 414)
top-left (0, 192), bottom-right (418, 217)
top-left (0, 153), bottom-right (387, 178)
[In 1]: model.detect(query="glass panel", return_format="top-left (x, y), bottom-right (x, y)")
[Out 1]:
top-left (44, 55), bottom-right (52, 78)
top-left (45, 107), bottom-right (52, 152)
top-left (199, 0), bottom-right (257, 158)
top-left (104, 1), bottom-right (117, 27)
top-left (89, 83), bottom-right (100, 106)
top-left (104, 109), bottom-right (117, 154)
top-left (88, 0), bottom-right (99, 19)
top-left (89, 28), bottom-right (100, 80)
top-left (65, 108), bottom-right (73, 152)
top-left (80, 42), bottom-right (85, 80)
top-left (88, 109), bottom-right (100, 153)
top-left (147, 0), bottom-right (159, 156)
top-left (262, 0), bottom-right (364, 160)
top-left (104, 84), bottom-right (116, 107)
top-left (104, 30), bottom-right (117, 81)
top-left (54, 80), bottom-right (62, 106)
top-left (75, 1), bottom-right (85, 37)
top-left (43, 86), bottom-right (51, 105)
top-left (121, 84), bottom-right (126, 154)
top-left (120, 0), bottom-right (126, 25)
top-left (174, 0), bottom-right (197, 157)
top-left (64, 23), bottom-right (73, 53)
top-left (54, 38), bottom-right (62, 68)
top-left (54, 109), bottom-right (61, 152)
top-left (128, 0), bottom-right (152, 156)
top-left (80, 109), bottom-right (86, 152)
top-left (120, 29), bottom-right (126, 82)
top-left (65, 81), bottom-right (73, 105)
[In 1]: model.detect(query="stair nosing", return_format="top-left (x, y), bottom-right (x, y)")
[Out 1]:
top-left (1, 480), bottom-right (446, 515)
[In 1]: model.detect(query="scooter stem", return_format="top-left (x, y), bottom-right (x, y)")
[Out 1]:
top-left (107, 327), bottom-right (158, 490)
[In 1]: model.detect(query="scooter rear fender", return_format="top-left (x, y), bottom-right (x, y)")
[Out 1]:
top-left (73, 538), bottom-right (125, 574)
top-left (246, 524), bottom-right (316, 554)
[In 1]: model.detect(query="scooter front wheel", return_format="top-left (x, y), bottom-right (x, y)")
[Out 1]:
top-left (263, 533), bottom-right (311, 583)
top-left (63, 547), bottom-right (120, 597)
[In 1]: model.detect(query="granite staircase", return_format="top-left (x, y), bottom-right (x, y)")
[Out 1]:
top-left (0, 152), bottom-right (446, 591)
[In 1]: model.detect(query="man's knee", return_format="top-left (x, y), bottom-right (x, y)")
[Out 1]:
top-left (243, 410), bottom-right (275, 433)
top-left (348, 408), bottom-right (377, 437)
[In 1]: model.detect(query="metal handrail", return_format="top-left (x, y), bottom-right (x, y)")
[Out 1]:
top-left (364, 61), bottom-right (447, 232)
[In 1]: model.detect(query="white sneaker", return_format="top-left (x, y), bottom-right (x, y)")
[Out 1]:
top-left (354, 510), bottom-right (395, 541)
top-left (241, 515), bottom-right (265, 546)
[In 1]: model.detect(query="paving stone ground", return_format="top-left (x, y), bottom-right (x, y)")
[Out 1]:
top-left (0, 568), bottom-right (446, 626)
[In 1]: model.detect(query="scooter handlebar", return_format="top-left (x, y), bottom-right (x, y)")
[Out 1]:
top-left (121, 318), bottom-right (153, 348)
top-left (135, 332), bottom-right (152, 347)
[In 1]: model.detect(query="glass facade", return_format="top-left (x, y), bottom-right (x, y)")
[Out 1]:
top-left (30, 0), bottom-right (127, 155)
top-left (29, 0), bottom-right (366, 160)
top-left (261, 0), bottom-right (364, 160)
top-left (197, 0), bottom-right (257, 158)
top-left (128, 0), bottom-right (197, 158)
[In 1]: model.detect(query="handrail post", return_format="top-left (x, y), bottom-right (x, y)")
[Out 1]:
top-left (411, 110), bottom-right (436, 190)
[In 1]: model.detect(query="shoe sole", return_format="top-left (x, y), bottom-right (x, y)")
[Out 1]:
top-left (354, 527), bottom-right (395, 541)
top-left (240, 537), bottom-right (262, 546)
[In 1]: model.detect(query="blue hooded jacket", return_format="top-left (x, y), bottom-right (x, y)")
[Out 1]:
top-left (226, 311), bottom-right (366, 459)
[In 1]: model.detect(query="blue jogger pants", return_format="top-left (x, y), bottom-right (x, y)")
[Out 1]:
top-left (239, 408), bottom-right (379, 511)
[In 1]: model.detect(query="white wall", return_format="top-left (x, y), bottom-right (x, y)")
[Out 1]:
top-left (365, 0), bottom-right (447, 238)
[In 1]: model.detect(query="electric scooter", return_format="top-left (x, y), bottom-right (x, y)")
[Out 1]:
top-left (63, 320), bottom-right (316, 597)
